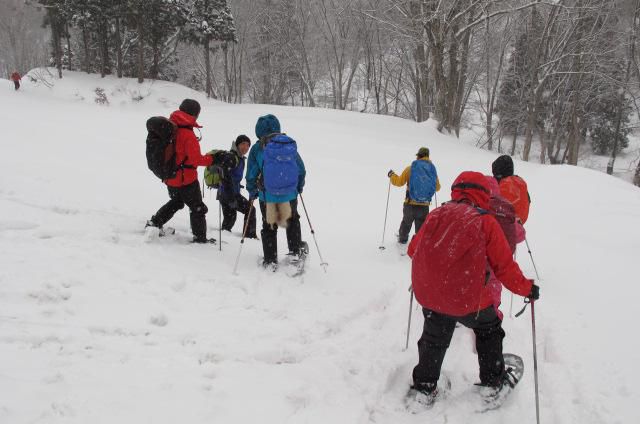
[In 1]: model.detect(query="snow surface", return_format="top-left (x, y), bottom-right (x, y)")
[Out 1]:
top-left (1, 70), bottom-right (639, 424)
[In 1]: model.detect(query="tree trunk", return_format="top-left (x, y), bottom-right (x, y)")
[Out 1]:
top-left (137, 17), bottom-right (144, 84)
top-left (100, 21), bottom-right (109, 78)
top-left (510, 124), bottom-right (518, 156)
top-left (82, 26), bottom-right (90, 73)
top-left (152, 38), bottom-right (159, 80)
top-left (65, 24), bottom-right (72, 70)
top-left (204, 37), bottom-right (213, 98)
top-left (538, 124), bottom-right (546, 164)
top-left (115, 18), bottom-right (123, 78)
top-left (634, 159), bottom-right (640, 187)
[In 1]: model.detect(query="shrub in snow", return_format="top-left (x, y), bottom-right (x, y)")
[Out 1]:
top-left (94, 87), bottom-right (109, 106)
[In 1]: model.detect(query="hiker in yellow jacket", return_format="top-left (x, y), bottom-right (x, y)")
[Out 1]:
top-left (388, 147), bottom-right (441, 244)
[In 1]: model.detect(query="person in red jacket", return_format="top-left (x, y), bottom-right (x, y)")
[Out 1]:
top-left (10, 71), bottom-right (21, 90)
top-left (492, 155), bottom-right (531, 224)
top-left (407, 171), bottom-right (539, 406)
top-left (146, 99), bottom-right (218, 243)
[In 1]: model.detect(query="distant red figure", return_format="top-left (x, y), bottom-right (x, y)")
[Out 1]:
top-left (10, 71), bottom-right (21, 90)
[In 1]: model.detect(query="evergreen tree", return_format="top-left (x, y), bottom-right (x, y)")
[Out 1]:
top-left (183, 0), bottom-right (237, 97)
top-left (39, 0), bottom-right (70, 78)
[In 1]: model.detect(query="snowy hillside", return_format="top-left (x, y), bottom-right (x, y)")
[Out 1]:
top-left (1, 70), bottom-right (639, 424)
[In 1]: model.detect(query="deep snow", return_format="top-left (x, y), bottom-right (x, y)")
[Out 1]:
top-left (1, 70), bottom-right (639, 423)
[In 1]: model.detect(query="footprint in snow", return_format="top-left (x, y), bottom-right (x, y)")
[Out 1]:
top-left (149, 313), bottom-right (168, 327)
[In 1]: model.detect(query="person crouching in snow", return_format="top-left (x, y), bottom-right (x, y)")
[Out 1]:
top-left (246, 114), bottom-right (306, 270)
top-left (217, 135), bottom-right (258, 239)
top-left (388, 147), bottom-right (440, 244)
top-left (407, 171), bottom-right (539, 407)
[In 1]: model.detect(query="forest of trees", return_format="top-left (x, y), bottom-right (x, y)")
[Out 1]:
top-left (2, 0), bottom-right (640, 186)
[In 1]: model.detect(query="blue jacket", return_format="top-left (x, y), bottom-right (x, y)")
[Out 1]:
top-left (246, 136), bottom-right (306, 203)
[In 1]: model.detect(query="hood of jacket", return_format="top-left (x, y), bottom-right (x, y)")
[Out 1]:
top-left (450, 171), bottom-right (490, 210)
top-left (169, 110), bottom-right (202, 128)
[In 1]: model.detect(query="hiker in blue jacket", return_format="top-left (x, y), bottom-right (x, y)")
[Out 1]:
top-left (388, 147), bottom-right (441, 244)
top-left (217, 135), bottom-right (257, 239)
top-left (246, 114), bottom-right (306, 269)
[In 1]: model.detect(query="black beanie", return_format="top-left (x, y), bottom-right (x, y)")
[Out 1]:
top-left (179, 98), bottom-right (201, 117)
top-left (492, 155), bottom-right (514, 180)
top-left (235, 134), bottom-right (251, 147)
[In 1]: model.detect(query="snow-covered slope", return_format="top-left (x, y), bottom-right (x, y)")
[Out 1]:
top-left (1, 70), bottom-right (639, 424)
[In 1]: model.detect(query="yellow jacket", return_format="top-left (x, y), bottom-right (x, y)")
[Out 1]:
top-left (390, 157), bottom-right (441, 206)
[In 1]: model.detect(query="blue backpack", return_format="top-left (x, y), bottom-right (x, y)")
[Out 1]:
top-left (408, 160), bottom-right (436, 203)
top-left (262, 134), bottom-right (299, 196)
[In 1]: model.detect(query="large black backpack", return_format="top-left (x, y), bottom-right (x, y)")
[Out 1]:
top-left (146, 116), bottom-right (178, 181)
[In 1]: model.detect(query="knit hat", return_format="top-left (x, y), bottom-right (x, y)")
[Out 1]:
top-left (492, 155), bottom-right (514, 180)
top-left (255, 114), bottom-right (281, 139)
top-left (235, 134), bottom-right (251, 147)
top-left (416, 147), bottom-right (430, 158)
top-left (179, 99), bottom-right (201, 118)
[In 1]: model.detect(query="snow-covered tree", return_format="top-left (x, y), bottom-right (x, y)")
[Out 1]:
top-left (183, 0), bottom-right (236, 98)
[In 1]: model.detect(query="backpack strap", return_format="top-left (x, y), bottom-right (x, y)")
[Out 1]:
top-left (259, 132), bottom-right (285, 148)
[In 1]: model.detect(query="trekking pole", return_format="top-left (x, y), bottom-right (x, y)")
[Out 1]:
top-left (404, 286), bottom-right (414, 351)
top-left (218, 201), bottom-right (222, 251)
top-left (531, 299), bottom-right (541, 424)
top-left (232, 198), bottom-right (256, 275)
top-left (510, 249), bottom-right (517, 318)
top-left (299, 193), bottom-right (328, 272)
top-left (434, 192), bottom-right (438, 208)
top-left (525, 237), bottom-right (541, 280)
top-left (379, 180), bottom-right (392, 250)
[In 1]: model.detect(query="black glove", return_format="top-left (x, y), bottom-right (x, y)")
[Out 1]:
top-left (527, 283), bottom-right (540, 301)
top-left (388, 169), bottom-right (395, 178)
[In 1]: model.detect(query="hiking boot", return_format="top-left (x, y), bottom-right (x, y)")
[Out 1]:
top-left (408, 382), bottom-right (439, 409)
top-left (192, 236), bottom-right (216, 244)
top-left (477, 366), bottom-right (521, 406)
top-left (262, 260), bottom-right (278, 272)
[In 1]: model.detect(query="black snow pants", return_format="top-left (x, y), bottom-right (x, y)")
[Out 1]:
top-left (151, 180), bottom-right (208, 239)
top-left (398, 204), bottom-right (429, 243)
top-left (219, 193), bottom-right (257, 238)
top-left (412, 307), bottom-right (506, 388)
top-left (259, 199), bottom-right (302, 264)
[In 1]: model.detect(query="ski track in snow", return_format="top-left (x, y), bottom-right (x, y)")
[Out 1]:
top-left (1, 71), bottom-right (639, 423)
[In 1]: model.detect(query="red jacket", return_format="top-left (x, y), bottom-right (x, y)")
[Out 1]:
top-left (164, 110), bottom-right (213, 188)
top-left (10, 72), bottom-right (21, 82)
top-left (408, 171), bottom-right (532, 317)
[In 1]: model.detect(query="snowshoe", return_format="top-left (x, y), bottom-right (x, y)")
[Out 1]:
top-left (191, 236), bottom-right (217, 244)
top-left (405, 375), bottom-right (451, 413)
top-left (477, 353), bottom-right (524, 412)
top-left (396, 241), bottom-right (408, 257)
top-left (144, 221), bottom-right (175, 242)
top-left (285, 241), bottom-right (309, 277)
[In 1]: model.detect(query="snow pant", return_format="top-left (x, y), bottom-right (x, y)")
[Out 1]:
top-left (13, 81), bottom-right (20, 90)
top-left (259, 199), bottom-right (301, 264)
top-left (151, 180), bottom-right (208, 239)
top-left (398, 204), bottom-right (429, 243)
top-left (413, 307), bottom-right (506, 388)
top-left (219, 193), bottom-right (257, 237)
